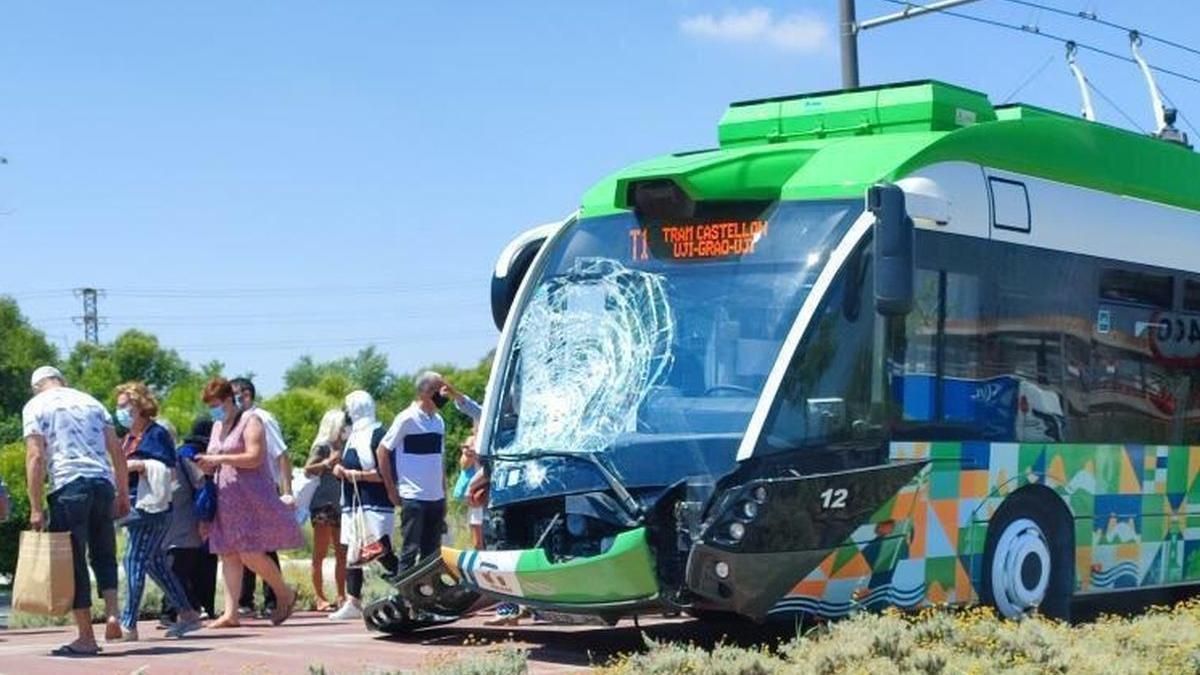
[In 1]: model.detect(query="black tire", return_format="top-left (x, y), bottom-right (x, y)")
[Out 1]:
top-left (980, 489), bottom-right (1073, 621)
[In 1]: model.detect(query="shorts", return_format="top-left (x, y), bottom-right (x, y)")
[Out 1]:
top-left (48, 477), bottom-right (119, 609)
top-left (310, 503), bottom-right (341, 527)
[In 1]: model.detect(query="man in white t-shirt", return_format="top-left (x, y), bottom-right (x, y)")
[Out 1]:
top-left (378, 371), bottom-right (449, 571)
top-left (23, 366), bottom-right (130, 655)
top-left (230, 377), bottom-right (290, 617)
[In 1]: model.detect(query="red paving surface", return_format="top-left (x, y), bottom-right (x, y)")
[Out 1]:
top-left (0, 611), bottom-right (715, 674)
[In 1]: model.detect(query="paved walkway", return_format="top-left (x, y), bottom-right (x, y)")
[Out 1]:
top-left (0, 611), bottom-right (716, 674)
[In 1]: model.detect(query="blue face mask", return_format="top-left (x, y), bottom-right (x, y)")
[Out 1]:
top-left (209, 405), bottom-right (227, 423)
top-left (115, 407), bottom-right (133, 429)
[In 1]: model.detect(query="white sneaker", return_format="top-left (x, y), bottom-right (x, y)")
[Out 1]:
top-left (329, 602), bottom-right (363, 621)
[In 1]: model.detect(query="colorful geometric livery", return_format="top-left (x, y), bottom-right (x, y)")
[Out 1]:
top-left (774, 441), bottom-right (1200, 616)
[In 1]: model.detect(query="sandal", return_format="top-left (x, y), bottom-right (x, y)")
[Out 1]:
top-left (315, 601), bottom-right (336, 612)
top-left (51, 643), bottom-right (101, 657)
top-left (271, 587), bottom-right (298, 626)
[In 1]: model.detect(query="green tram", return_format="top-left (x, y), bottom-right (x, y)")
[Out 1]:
top-left (366, 80), bottom-right (1200, 630)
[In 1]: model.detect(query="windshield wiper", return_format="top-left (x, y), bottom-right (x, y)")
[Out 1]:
top-left (487, 450), bottom-right (644, 522)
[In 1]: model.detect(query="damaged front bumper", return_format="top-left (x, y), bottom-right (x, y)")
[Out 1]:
top-left (363, 527), bottom-right (660, 633)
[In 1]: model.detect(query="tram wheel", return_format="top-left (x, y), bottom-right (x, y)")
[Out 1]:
top-left (981, 490), bottom-right (1073, 621)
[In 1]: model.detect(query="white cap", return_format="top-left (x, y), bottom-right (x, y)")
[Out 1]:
top-left (30, 365), bottom-right (64, 389)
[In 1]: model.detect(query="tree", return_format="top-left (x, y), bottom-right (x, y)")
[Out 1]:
top-left (284, 347), bottom-right (394, 401)
top-left (111, 330), bottom-right (190, 393)
top-left (0, 297), bottom-right (59, 443)
top-left (349, 346), bottom-right (393, 401)
top-left (64, 329), bottom-right (192, 407)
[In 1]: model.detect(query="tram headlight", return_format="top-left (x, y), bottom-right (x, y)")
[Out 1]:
top-left (728, 521), bottom-right (746, 541)
top-left (741, 500), bottom-right (758, 520)
top-left (714, 561), bottom-right (731, 579)
top-left (752, 486), bottom-right (768, 504)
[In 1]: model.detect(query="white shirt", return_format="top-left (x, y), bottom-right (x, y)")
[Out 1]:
top-left (22, 386), bottom-right (116, 492)
top-left (249, 406), bottom-right (288, 486)
top-left (381, 402), bottom-right (445, 501)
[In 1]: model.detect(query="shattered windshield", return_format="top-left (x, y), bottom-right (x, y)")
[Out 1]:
top-left (490, 200), bottom-right (863, 460)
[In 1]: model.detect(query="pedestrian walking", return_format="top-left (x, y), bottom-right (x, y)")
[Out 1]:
top-left (22, 366), bottom-right (129, 656)
top-left (196, 378), bottom-right (301, 628)
top-left (229, 377), bottom-right (291, 618)
top-left (329, 391), bottom-right (401, 621)
top-left (159, 417), bottom-right (219, 623)
top-left (304, 409), bottom-right (348, 612)
top-left (113, 381), bottom-right (204, 641)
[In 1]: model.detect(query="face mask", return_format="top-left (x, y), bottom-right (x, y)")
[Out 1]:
top-left (431, 392), bottom-right (449, 409)
top-left (115, 407), bottom-right (133, 429)
top-left (209, 405), bottom-right (227, 423)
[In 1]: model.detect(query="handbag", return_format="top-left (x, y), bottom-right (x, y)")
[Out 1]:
top-left (345, 475), bottom-right (385, 568)
top-left (193, 477), bottom-right (218, 522)
top-left (12, 530), bottom-right (75, 616)
top-left (180, 455), bottom-right (218, 522)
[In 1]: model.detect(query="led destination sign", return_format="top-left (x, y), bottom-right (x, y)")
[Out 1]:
top-left (629, 219), bottom-right (769, 262)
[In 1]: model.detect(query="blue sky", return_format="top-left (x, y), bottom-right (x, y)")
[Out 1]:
top-left (2, 1), bottom-right (1197, 394)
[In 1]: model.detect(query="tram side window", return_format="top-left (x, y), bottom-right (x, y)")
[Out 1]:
top-left (1182, 280), bottom-right (1200, 444)
top-left (1100, 268), bottom-right (1173, 308)
top-left (987, 245), bottom-right (1093, 443)
top-left (1184, 280), bottom-right (1200, 313)
top-left (1091, 266), bottom-right (1181, 445)
top-left (890, 233), bottom-right (990, 439)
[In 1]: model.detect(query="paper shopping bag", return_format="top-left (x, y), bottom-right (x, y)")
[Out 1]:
top-left (12, 530), bottom-right (75, 616)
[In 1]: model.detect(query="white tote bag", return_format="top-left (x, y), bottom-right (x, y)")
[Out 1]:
top-left (345, 478), bottom-right (367, 568)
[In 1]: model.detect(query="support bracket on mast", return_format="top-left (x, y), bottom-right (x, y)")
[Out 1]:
top-left (1065, 41), bottom-right (1095, 122)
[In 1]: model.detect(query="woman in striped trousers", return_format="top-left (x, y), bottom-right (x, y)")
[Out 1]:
top-left (115, 382), bottom-right (203, 641)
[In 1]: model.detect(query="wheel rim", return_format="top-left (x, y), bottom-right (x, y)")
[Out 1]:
top-left (990, 517), bottom-right (1051, 618)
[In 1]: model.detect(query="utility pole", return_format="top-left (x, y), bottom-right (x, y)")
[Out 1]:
top-left (73, 287), bottom-right (104, 345)
top-left (840, 0), bottom-right (985, 89)
top-left (839, 0), bottom-right (860, 89)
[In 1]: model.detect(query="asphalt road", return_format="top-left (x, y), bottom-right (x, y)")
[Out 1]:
top-left (0, 610), bottom-right (788, 674)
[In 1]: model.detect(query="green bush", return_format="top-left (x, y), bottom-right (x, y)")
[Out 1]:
top-left (0, 441), bottom-right (29, 575)
top-left (261, 387), bottom-right (342, 468)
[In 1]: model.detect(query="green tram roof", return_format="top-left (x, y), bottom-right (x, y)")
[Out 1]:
top-left (579, 80), bottom-right (1200, 218)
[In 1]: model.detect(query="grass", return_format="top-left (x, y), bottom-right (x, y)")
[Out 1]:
top-left (596, 601), bottom-right (1200, 675)
top-left (305, 600), bottom-right (1200, 674)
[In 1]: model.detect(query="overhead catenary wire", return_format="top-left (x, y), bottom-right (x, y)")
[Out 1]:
top-left (995, 0), bottom-right (1200, 60)
top-left (1002, 52), bottom-right (1057, 103)
top-left (876, 0), bottom-right (1200, 87)
top-left (5, 278), bottom-right (485, 300)
top-left (167, 329), bottom-right (497, 352)
top-left (30, 302), bottom-right (490, 326)
top-left (1083, 75), bottom-right (1145, 132)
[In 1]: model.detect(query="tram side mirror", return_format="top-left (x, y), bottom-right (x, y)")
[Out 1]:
top-left (868, 184), bottom-right (914, 316)
top-left (491, 219), bottom-right (567, 330)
